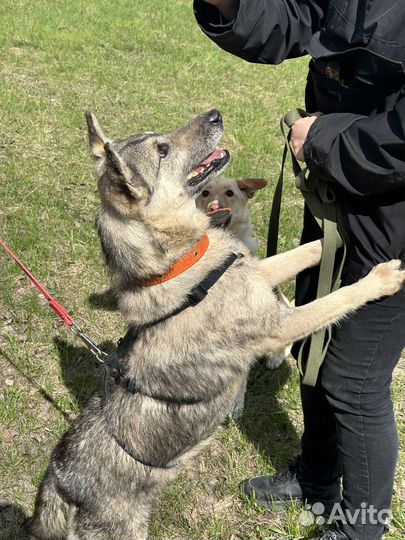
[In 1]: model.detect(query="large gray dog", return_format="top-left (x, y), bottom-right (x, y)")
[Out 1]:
top-left (27, 110), bottom-right (405, 539)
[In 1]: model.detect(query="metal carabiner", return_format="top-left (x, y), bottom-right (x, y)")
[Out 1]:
top-left (71, 323), bottom-right (108, 364)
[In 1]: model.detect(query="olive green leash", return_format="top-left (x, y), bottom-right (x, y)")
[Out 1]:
top-left (267, 109), bottom-right (348, 386)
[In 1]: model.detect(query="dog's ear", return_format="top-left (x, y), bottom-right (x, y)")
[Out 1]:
top-left (237, 178), bottom-right (267, 199)
top-left (85, 112), bottom-right (143, 199)
top-left (85, 111), bottom-right (109, 162)
top-left (104, 142), bottom-right (127, 180)
top-left (104, 142), bottom-right (144, 199)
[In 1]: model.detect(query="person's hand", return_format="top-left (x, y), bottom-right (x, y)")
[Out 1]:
top-left (291, 113), bottom-right (321, 161)
top-left (203, 0), bottom-right (239, 19)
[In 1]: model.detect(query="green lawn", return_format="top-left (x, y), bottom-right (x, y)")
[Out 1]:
top-left (0, 1), bottom-right (404, 539)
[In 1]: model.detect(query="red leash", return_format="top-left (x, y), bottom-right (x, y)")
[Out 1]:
top-left (0, 238), bottom-right (107, 363)
top-left (0, 238), bottom-right (74, 328)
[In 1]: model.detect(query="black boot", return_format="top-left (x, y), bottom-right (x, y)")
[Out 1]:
top-left (241, 457), bottom-right (340, 513)
top-left (297, 522), bottom-right (351, 540)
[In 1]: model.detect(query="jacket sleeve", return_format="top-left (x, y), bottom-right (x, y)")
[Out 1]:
top-left (303, 87), bottom-right (405, 196)
top-left (193, 0), bottom-right (325, 64)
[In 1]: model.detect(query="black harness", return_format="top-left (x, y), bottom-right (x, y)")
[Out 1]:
top-left (101, 251), bottom-right (243, 468)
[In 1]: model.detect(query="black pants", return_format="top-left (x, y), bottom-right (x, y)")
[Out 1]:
top-left (298, 299), bottom-right (405, 540)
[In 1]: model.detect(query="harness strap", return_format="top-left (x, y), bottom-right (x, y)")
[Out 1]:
top-left (188, 251), bottom-right (242, 305)
top-left (112, 435), bottom-right (177, 469)
top-left (268, 109), bottom-right (347, 386)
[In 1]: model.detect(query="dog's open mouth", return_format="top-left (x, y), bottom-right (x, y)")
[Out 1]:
top-left (186, 149), bottom-right (230, 187)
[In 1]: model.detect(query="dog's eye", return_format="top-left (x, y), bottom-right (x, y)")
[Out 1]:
top-left (201, 190), bottom-right (210, 198)
top-left (226, 189), bottom-right (234, 197)
top-left (157, 143), bottom-right (169, 158)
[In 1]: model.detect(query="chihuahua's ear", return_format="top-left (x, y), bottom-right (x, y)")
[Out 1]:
top-left (85, 111), bottom-right (109, 162)
top-left (237, 178), bottom-right (267, 199)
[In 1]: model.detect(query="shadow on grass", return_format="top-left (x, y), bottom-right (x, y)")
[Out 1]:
top-left (0, 346), bottom-right (73, 424)
top-left (87, 288), bottom-right (118, 312)
top-left (53, 337), bottom-right (115, 409)
top-left (239, 358), bottom-right (301, 471)
top-left (0, 502), bottom-right (29, 540)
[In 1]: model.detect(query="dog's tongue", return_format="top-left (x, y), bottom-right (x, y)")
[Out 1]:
top-left (193, 149), bottom-right (226, 174)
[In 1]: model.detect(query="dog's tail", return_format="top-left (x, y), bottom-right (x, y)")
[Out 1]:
top-left (25, 469), bottom-right (71, 540)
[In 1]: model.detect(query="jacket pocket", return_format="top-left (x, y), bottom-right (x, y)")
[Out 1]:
top-left (305, 59), bottom-right (402, 115)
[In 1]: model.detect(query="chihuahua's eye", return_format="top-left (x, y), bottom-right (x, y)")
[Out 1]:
top-left (157, 143), bottom-right (169, 158)
top-left (225, 189), bottom-right (234, 197)
top-left (201, 190), bottom-right (210, 198)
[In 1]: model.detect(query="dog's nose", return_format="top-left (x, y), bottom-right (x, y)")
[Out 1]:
top-left (208, 201), bottom-right (220, 212)
top-left (205, 109), bottom-right (222, 124)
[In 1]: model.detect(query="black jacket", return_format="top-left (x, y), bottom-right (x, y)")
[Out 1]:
top-left (194, 0), bottom-right (405, 306)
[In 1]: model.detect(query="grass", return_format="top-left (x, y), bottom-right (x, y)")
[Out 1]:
top-left (0, 1), bottom-right (404, 539)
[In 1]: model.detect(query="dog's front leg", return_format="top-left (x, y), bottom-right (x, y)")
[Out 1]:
top-left (258, 240), bottom-right (322, 287)
top-left (255, 260), bottom-right (405, 354)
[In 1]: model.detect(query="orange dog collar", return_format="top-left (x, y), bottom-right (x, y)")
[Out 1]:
top-left (141, 234), bottom-right (210, 287)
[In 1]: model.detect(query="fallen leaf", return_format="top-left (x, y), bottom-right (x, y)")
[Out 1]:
top-left (32, 433), bottom-right (44, 443)
top-left (190, 508), bottom-right (199, 525)
top-left (3, 324), bottom-right (18, 337)
top-left (3, 429), bottom-right (17, 443)
top-left (39, 401), bottom-right (51, 420)
top-left (38, 293), bottom-right (48, 306)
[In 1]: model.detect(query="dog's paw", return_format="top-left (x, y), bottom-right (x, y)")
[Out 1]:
top-left (365, 260), bottom-right (405, 299)
top-left (229, 402), bottom-right (244, 420)
top-left (367, 260), bottom-right (405, 295)
top-left (265, 352), bottom-right (285, 370)
top-left (229, 392), bottom-right (246, 420)
top-left (264, 344), bottom-right (291, 370)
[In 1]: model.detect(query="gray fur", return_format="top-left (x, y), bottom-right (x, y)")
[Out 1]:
top-left (27, 110), bottom-right (405, 540)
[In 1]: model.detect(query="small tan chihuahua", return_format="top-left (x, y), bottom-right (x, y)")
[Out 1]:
top-left (195, 176), bottom-right (267, 254)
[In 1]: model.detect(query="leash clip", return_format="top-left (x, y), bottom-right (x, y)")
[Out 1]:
top-left (71, 323), bottom-right (108, 364)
